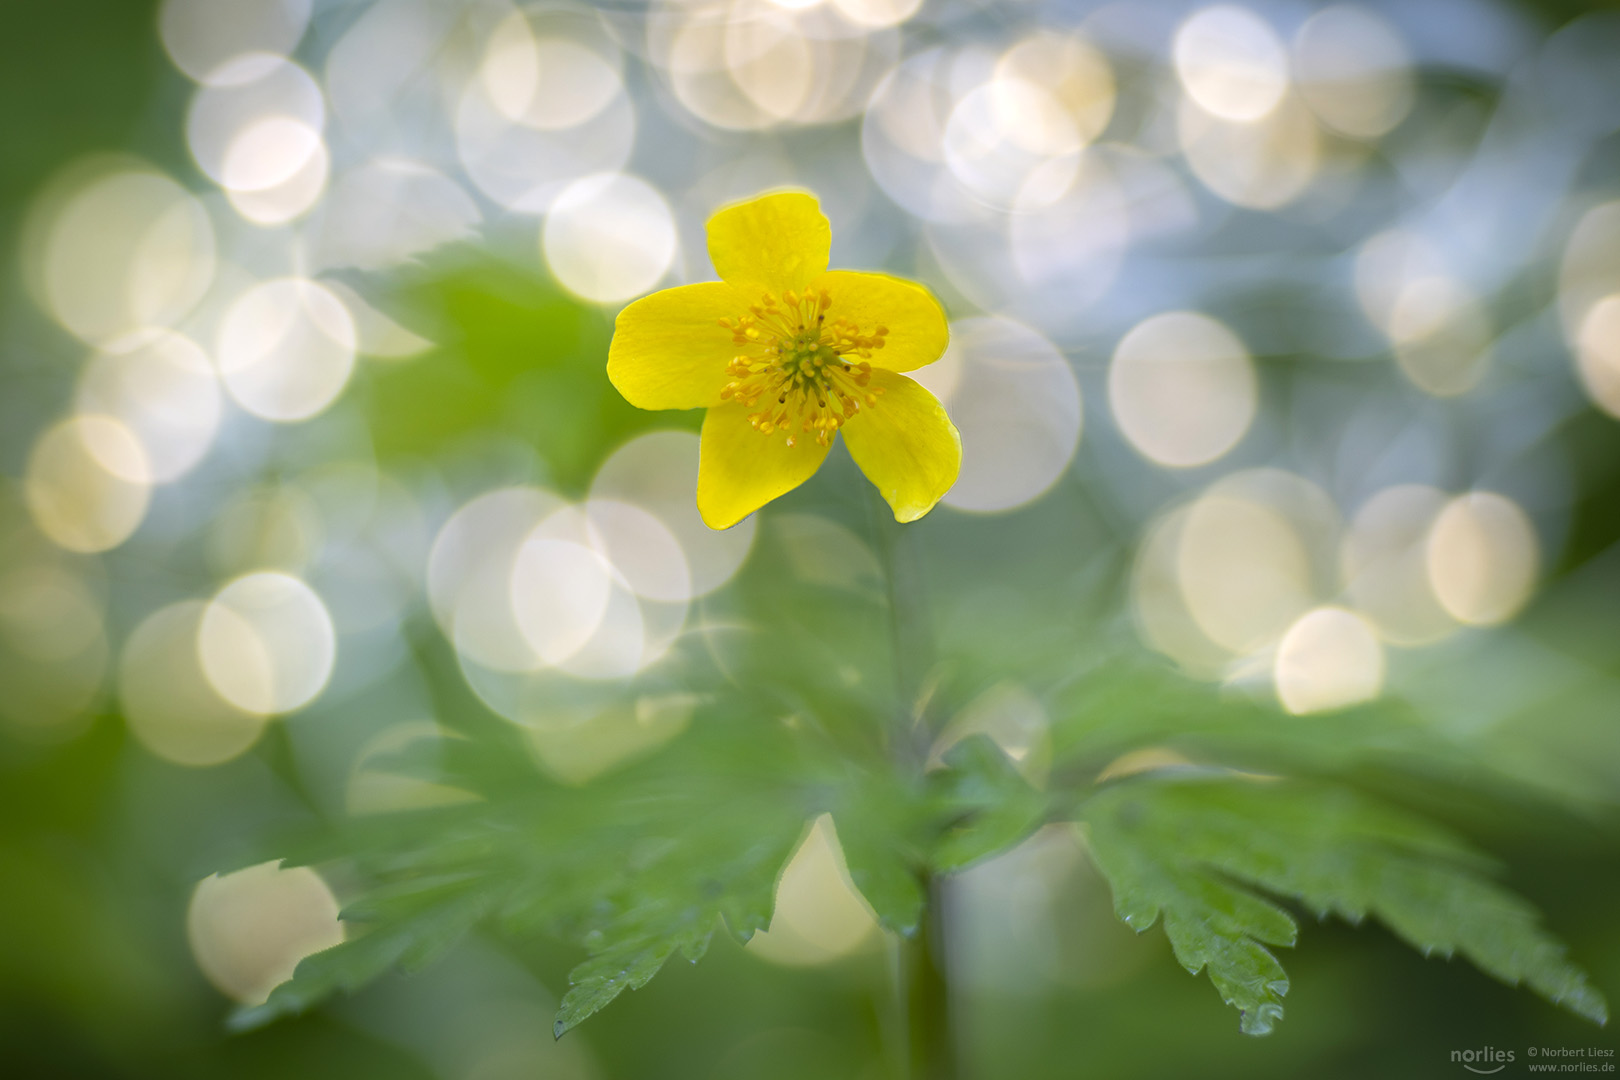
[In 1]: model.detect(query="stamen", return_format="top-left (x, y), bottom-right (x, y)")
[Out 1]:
top-left (722, 289), bottom-right (886, 447)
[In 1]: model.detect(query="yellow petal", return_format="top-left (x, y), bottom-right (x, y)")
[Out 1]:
top-left (841, 369), bottom-right (961, 523)
top-left (706, 191), bottom-right (830, 295)
top-left (696, 401), bottom-right (831, 530)
top-left (607, 281), bottom-right (742, 410)
top-left (817, 270), bottom-right (949, 373)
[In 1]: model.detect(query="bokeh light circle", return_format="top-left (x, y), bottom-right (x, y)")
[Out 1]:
top-left (0, 553), bottom-right (109, 741)
top-left (225, 127), bottom-right (329, 225)
top-left (216, 277), bottom-right (357, 421)
top-left (590, 430), bottom-right (756, 597)
top-left (0, 561), bottom-right (103, 666)
top-left (861, 48), bottom-right (984, 225)
top-left (32, 167), bottom-right (216, 344)
top-left (997, 32), bottom-right (1115, 149)
top-left (481, 15), bottom-right (625, 131)
top-left (1574, 294), bottom-right (1620, 417)
top-left (942, 78), bottom-right (1081, 211)
top-left (748, 815), bottom-right (879, 966)
top-left (1170, 471), bottom-right (1339, 659)
top-left (1174, 5), bottom-right (1290, 122)
top-left (541, 173), bottom-right (677, 303)
top-left (428, 487), bottom-right (566, 673)
top-left (508, 507), bottom-right (622, 669)
top-left (1293, 5), bottom-right (1415, 138)
top-left (121, 601), bottom-right (267, 766)
top-left (159, 0), bottom-right (313, 85)
top-left (1426, 493), bottom-right (1538, 627)
top-left (1356, 229), bottom-right (1446, 335)
top-left (186, 55), bottom-right (325, 191)
top-left (1132, 503), bottom-right (1234, 677)
top-left (831, 0), bottom-right (921, 29)
top-left (187, 861), bottom-right (343, 1006)
top-left (24, 416), bottom-right (152, 553)
top-left (1560, 202), bottom-right (1620, 342)
top-left (1177, 93), bottom-right (1320, 210)
top-left (909, 317), bottom-right (1081, 514)
top-left (1178, 494), bottom-right (1312, 654)
top-left (585, 499), bottom-right (693, 605)
top-left (455, 48), bottom-right (636, 215)
top-left (1341, 485), bottom-right (1458, 646)
top-left (1274, 606), bottom-right (1385, 715)
top-left (76, 328), bottom-right (222, 483)
top-left (1109, 311), bottom-right (1257, 469)
top-left (1387, 277), bottom-right (1492, 397)
top-left (199, 571), bottom-right (337, 715)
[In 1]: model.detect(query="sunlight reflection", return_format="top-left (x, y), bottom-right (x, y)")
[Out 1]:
top-left (748, 815), bottom-right (879, 966)
top-left (216, 277), bottom-right (357, 421)
top-left (1427, 492), bottom-right (1538, 627)
top-left (1273, 606), bottom-right (1385, 715)
top-left (28, 164), bottom-right (216, 344)
top-left (121, 601), bottom-right (267, 766)
top-left (1109, 312), bottom-right (1256, 469)
top-left (187, 861), bottom-right (343, 1006)
top-left (1293, 5), bottom-right (1415, 139)
top-left (541, 173), bottom-right (678, 304)
top-left (910, 317), bottom-right (1081, 514)
top-left (1174, 5), bottom-right (1289, 123)
top-left (160, 0), bottom-right (312, 85)
top-left (24, 416), bottom-right (151, 553)
top-left (199, 571), bottom-right (337, 715)
top-left (75, 328), bottom-right (221, 483)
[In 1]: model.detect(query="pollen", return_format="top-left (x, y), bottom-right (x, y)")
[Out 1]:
top-left (716, 288), bottom-right (888, 447)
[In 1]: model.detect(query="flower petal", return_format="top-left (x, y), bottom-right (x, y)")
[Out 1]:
top-left (840, 369), bottom-right (961, 523)
top-left (607, 281), bottom-right (742, 410)
top-left (817, 270), bottom-right (949, 373)
top-left (706, 191), bottom-right (831, 295)
top-left (696, 402), bottom-right (832, 529)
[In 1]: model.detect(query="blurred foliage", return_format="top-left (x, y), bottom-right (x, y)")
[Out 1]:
top-left (7, 0), bottom-right (1620, 1079)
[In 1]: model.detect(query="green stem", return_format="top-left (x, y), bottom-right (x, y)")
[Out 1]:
top-left (868, 490), bottom-right (958, 1080)
top-left (905, 874), bottom-right (958, 1080)
top-left (869, 493), bottom-right (934, 771)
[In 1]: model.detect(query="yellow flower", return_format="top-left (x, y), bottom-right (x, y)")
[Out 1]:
top-left (607, 191), bottom-right (961, 530)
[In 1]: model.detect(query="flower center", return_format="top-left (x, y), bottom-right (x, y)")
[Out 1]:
top-left (717, 288), bottom-right (888, 448)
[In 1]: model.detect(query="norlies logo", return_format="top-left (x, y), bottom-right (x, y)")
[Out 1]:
top-left (1453, 1046), bottom-right (1517, 1074)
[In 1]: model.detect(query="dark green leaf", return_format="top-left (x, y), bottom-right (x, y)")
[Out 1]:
top-left (929, 734), bottom-right (1048, 872)
top-left (1082, 776), bottom-right (1608, 1035)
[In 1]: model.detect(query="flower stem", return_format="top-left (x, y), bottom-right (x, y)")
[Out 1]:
top-left (868, 493), bottom-right (934, 771)
top-left (867, 490), bottom-right (958, 1080)
top-left (904, 874), bottom-right (959, 1080)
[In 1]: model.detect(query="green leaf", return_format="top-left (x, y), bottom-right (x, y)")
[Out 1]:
top-left (1082, 776), bottom-right (1608, 1035)
top-left (554, 932), bottom-right (695, 1039)
top-left (835, 812), bottom-right (925, 937)
top-left (832, 736), bottom-right (1053, 932)
top-left (1084, 806), bottom-right (1293, 1034)
top-left (929, 734), bottom-right (1048, 872)
top-left (552, 821), bottom-right (801, 1037)
top-left (223, 684), bottom-right (814, 1039)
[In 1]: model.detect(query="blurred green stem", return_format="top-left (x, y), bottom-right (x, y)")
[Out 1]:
top-left (904, 875), bottom-right (958, 1080)
top-left (869, 495), bottom-right (934, 769)
top-left (869, 491), bottom-right (957, 1079)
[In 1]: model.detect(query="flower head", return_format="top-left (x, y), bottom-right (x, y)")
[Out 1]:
top-left (607, 191), bottom-right (961, 529)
